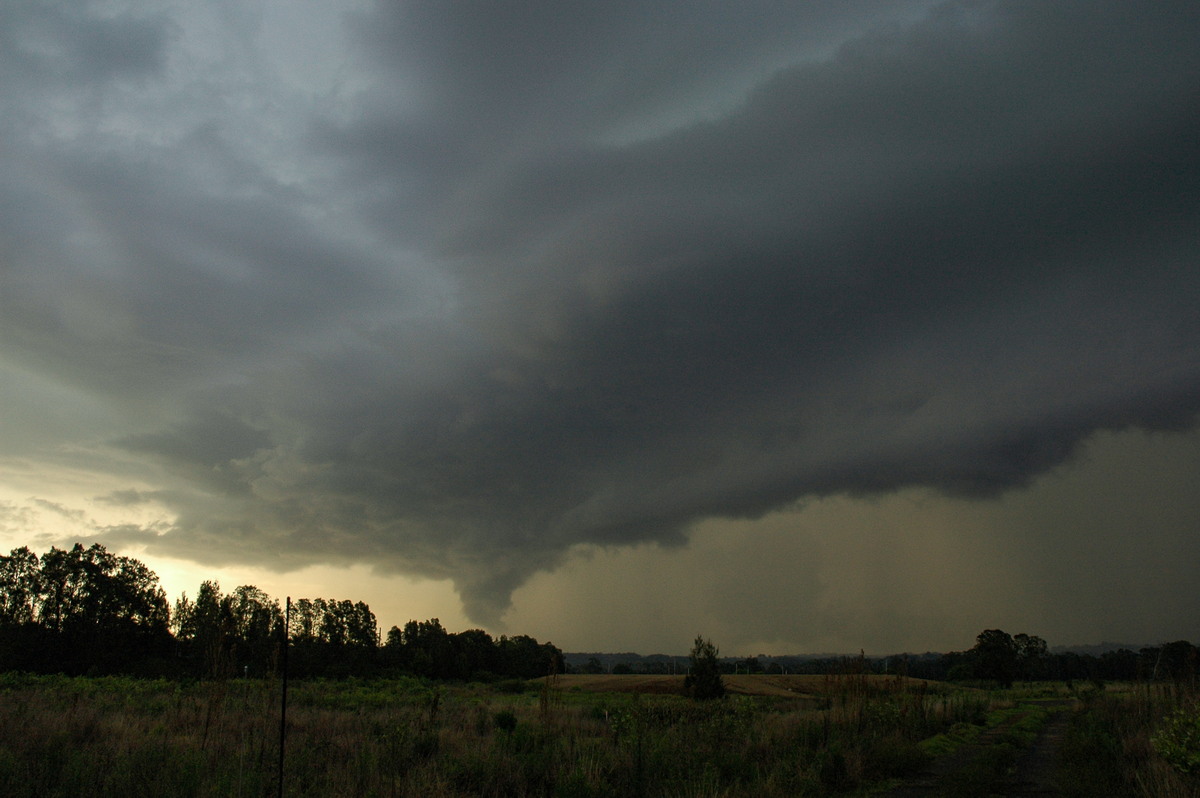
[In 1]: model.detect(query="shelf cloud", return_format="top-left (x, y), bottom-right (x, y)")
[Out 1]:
top-left (2, 1), bottom-right (1198, 638)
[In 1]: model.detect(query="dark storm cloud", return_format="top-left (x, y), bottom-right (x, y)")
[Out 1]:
top-left (3, 1), bottom-right (1199, 623)
top-left (0, 1), bottom-right (172, 87)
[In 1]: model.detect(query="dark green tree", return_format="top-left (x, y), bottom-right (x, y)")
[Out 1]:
top-left (344, 601), bottom-right (379, 649)
top-left (972, 629), bottom-right (1018, 687)
top-left (498, 633), bottom-right (563, 679)
top-left (0, 547), bottom-right (41, 625)
top-left (1014, 633), bottom-right (1048, 681)
top-left (451, 628), bottom-right (498, 679)
top-left (403, 618), bottom-right (453, 678)
top-left (289, 598), bottom-right (319, 643)
top-left (0, 543), bottom-right (170, 674)
top-left (227, 585), bottom-right (281, 676)
top-left (685, 635), bottom-right (725, 699)
top-left (175, 580), bottom-right (236, 677)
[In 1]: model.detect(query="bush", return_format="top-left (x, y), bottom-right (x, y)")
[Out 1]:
top-left (496, 679), bottom-right (528, 694)
top-left (494, 709), bottom-right (518, 733)
top-left (1152, 705), bottom-right (1200, 775)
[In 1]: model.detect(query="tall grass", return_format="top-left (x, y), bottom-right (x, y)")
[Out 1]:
top-left (1057, 682), bottom-right (1200, 798)
top-left (0, 672), bottom-right (1014, 797)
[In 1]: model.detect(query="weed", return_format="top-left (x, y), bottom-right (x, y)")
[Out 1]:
top-left (1153, 703), bottom-right (1200, 775)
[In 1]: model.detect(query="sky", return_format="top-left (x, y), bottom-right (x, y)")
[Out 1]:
top-left (2, 0), bottom-right (1199, 657)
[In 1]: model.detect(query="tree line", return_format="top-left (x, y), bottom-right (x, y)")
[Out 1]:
top-left (0, 543), bottom-right (562, 681)
top-left (789, 630), bottom-right (1198, 688)
top-left (932, 628), bottom-right (1199, 688)
top-left (566, 630), bottom-right (1200, 689)
top-left (3, 545), bottom-right (1194, 687)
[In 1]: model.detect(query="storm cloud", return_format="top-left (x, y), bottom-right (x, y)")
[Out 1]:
top-left (2, 1), bottom-right (1198, 630)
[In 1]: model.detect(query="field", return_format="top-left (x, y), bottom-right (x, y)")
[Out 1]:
top-left (0, 671), bottom-right (1195, 797)
top-left (555, 673), bottom-right (942, 698)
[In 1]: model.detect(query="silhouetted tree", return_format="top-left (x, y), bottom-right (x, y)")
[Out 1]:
top-left (1014, 633), bottom-right (1048, 681)
top-left (1144, 641), bottom-right (1200, 685)
top-left (685, 635), bottom-right (725, 700)
top-left (972, 629), bottom-right (1018, 687)
top-left (0, 547), bottom-right (41, 625)
top-left (499, 634), bottom-right (563, 679)
top-left (0, 543), bottom-right (170, 674)
top-left (402, 618), bottom-right (454, 678)
top-left (1098, 648), bottom-right (1139, 681)
top-left (345, 601), bottom-right (379, 649)
top-left (451, 628), bottom-right (498, 680)
top-left (227, 585), bottom-right (281, 676)
top-left (289, 598), bottom-right (320, 643)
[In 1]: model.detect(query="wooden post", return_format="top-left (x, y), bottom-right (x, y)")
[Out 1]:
top-left (277, 596), bottom-right (290, 798)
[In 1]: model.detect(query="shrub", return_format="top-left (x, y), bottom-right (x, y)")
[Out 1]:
top-left (494, 709), bottom-right (518, 733)
top-left (1152, 704), bottom-right (1200, 775)
top-left (496, 679), bottom-right (528, 694)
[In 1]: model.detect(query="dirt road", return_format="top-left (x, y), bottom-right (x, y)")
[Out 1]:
top-left (883, 700), bottom-right (1074, 797)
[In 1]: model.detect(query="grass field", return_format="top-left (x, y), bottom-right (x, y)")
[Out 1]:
top-left (554, 673), bottom-right (944, 699)
top-left (0, 672), bottom-right (1195, 796)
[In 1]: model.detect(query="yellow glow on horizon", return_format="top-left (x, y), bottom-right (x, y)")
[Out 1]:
top-left (134, 554), bottom-right (473, 637)
top-left (0, 479), bottom-right (475, 637)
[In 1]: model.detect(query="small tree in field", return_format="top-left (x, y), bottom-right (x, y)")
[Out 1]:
top-left (685, 635), bottom-right (725, 700)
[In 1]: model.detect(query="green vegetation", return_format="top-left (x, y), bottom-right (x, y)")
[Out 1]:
top-left (0, 665), bottom-right (1197, 797)
top-left (1057, 685), bottom-right (1200, 797)
top-left (18, 670), bottom-right (1195, 797)
top-left (0, 671), bottom-right (992, 797)
top-left (1154, 703), bottom-right (1200, 775)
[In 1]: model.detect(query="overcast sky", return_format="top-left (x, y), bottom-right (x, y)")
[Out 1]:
top-left (2, 0), bottom-right (1199, 656)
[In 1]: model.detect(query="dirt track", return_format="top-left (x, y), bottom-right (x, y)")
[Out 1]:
top-left (883, 699), bottom-right (1075, 797)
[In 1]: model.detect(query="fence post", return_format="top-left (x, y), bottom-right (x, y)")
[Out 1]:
top-left (278, 596), bottom-right (290, 798)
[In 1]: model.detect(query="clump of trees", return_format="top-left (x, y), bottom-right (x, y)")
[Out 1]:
top-left (381, 618), bottom-right (564, 681)
top-left (0, 543), bottom-right (172, 675)
top-left (914, 630), bottom-right (1198, 688)
top-left (0, 544), bottom-right (564, 682)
